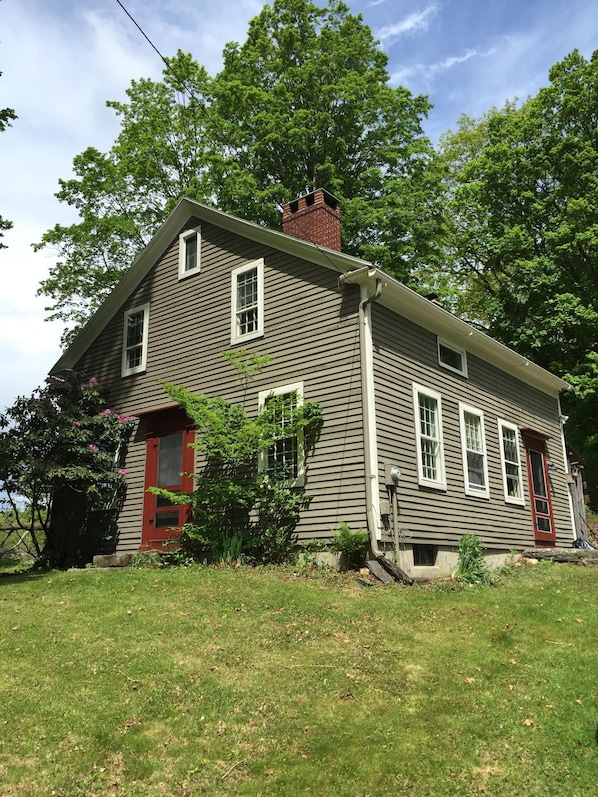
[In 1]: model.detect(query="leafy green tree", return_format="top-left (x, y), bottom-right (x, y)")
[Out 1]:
top-left (35, 53), bottom-right (214, 337)
top-left (210, 0), bottom-right (446, 276)
top-left (0, 373), bottom-right (134, 567)
top-left (441, 50), bottom-right (598, 503)
top-left (36, 0), bottom-right (446, 340)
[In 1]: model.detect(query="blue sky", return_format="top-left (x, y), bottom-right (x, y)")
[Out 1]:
top-left (1, 0), bottom-right (597, 412)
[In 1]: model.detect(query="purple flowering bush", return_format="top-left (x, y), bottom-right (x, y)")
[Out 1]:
top-left (0, 372), bottom-right (134, 567)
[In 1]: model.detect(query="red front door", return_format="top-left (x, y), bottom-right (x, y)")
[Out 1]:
top-left (521, 430), bottom-right (556, 547)
top-left (141, 408), bottom-right (195, 550)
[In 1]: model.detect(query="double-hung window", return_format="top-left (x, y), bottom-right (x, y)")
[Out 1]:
top-left (498, 420), bottom-right (525, 505)
top-left (231, 259), bottom-right (264, 344)
top-left (459, 403), bottom-right (489, 497)
top-left (258, 382), bottom-right (304, 486)
top-left (178, 226), bottom-right (201, 279)
top-left (413, 384), bottom-right (446, 490)
top-left (122, 303), bottom-right (149, 376)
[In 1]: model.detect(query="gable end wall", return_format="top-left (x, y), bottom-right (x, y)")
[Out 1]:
top-left (73, 220), bottom-right (367, 552)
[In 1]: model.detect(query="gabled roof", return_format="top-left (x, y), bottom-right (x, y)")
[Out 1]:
top-left (51, 197), bottom-right (569, 397)
top-left (51, 197), bottom-right (362, 374)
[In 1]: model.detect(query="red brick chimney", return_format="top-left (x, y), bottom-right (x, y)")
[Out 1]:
top-left (281, 188), bottom-right (341, 251)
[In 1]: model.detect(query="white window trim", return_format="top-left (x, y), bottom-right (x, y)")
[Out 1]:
top-left (413, 383), bottom-right (446, 491)
top-left (231, 259), bottom-right (264, 345)
top-left (178, 226), bottom-right (201, 279)
top-left (458, 403), bottom-right (490, 498)
top-left (121, 302), bottom-right (150, 377)
top-left (498, 419), bottom-right (525, 506)
top-left (258, 381), bottom-right (304, 487)
top-left (438, 338), bottom-right (468, 378)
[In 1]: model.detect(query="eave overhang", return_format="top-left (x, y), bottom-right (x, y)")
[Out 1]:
top-left (50, 198), bottom-right (570, 399)
top-left (341, 267), bottom-right (570, 398)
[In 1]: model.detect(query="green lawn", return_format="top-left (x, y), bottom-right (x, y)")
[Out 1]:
top-left (1, 562), bottom-right (597, 796)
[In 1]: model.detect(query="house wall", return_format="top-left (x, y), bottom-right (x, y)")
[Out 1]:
top-left (372, 303), bottom-right (573, 553)
top-left (73, 220), bottom-right (367, 553)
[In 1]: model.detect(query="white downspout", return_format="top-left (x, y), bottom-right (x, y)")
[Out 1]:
top-left (359, 276), bottom-right (383, 556)
top-left (558, 395), bottom-right (577, 541)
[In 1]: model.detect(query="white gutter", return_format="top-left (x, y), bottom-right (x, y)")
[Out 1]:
top-left (358, 273), bottom-right (384, 555)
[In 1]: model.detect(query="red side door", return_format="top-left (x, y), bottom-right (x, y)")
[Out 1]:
top-left (141, 408), bottom-right (195, 550)
top-left (521, 429), bottom-right (556, 547)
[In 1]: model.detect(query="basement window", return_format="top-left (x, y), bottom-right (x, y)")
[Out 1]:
top-left (413, 544), bottom-right (437, 567)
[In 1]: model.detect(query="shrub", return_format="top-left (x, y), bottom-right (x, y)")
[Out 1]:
top-left (0, 372), bottom-right (134, 567)
top-left (453, 534), bottom-right (493, 585)
top-left (331, 522), bottom-right (369, 569)
top-left (152, 351), bottom-right (322, 565)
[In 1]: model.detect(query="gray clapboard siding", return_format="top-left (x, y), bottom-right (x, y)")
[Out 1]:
top-left (372, 304), bottom-right (571, 550)
top-left (74, 222), bottom-right (367, 551)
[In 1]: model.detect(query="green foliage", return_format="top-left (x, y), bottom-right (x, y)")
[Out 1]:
top-left (37, 1), bottom-right (446, 341)
top-left (452, 534), bottom-right (493, 585)
top-left (0, 373), bottom-right (134, 567)
top-left (331, 521), bottom-right (369, 568)
top-left (440, 50), bottom-right (598, 502)
top-left (154, 352), bottom-right (322, 564)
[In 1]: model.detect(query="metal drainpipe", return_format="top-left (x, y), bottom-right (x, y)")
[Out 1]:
top-left (359, 276), bottom-right (383, 557)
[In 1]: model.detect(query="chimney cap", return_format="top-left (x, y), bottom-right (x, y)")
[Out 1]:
top-left (286, 188), bottom-right (340, 212)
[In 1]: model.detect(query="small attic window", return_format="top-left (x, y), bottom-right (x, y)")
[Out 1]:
top-left (438, 339), bottom-right (468, 377)
top-left (178, 226), bottom-right (201, 279)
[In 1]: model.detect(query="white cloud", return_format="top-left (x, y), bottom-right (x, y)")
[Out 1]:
top-left (390, 46), bottom-right (496, 86)
top-left (376, 5), bottom-right (439, 44)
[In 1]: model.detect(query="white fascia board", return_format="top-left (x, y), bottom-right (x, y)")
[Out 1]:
top-left (341, 267), bottom-right (570, 397)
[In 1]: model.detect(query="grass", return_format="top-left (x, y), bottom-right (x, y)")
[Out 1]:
top-left (1, 563), bottom-right (597, 796)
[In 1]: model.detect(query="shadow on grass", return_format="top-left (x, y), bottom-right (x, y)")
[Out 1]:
top-left (0, 563), bottom-right (55, 583)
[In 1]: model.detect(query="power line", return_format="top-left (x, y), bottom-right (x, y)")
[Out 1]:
top-left (113, 0), bottom-right (345, 266)
top-left (115, 0), bottom-right (168, 67)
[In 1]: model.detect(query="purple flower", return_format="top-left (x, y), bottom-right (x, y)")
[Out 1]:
top-left (73, 420), bottom-right (81, 427)
top-left (88, 444), bottom-right (99, 452)
top-left (118, 468), bottom-right (127, 476)
top-left (117, 414), bottom-right (132, 424)
top-left (100, 409), bottom-right (112, 416)
top-left (87, 377), bottom-right (100, 386)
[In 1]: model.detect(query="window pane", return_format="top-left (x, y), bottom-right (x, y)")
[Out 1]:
top-left (467, 451), bottom-right (485, 488)
top-left (236, 268), bottom-right (258, 335)
top-left (126, 311), bottom-right (144, 347)
top-left (505, 463), bottom-right (521, 498)
top-left (463, 411), bottom-right (486, 490)
top-left (529, 450), bottom-right (548, 498)
top-left (502, 428), bottom-right (518, 463)
top-left (536, 516), bottom-right (552, 533)
top-left (439, 343), bottom-right (464, 373)
top-left (185, 235), bottom-right (197, 271)
top-left (155, 509), bottom-right (180, 529)
top-left (421, 439), bottom-right (438, 481)
top-left (157, 432), bottom-right (183, 487)
top-left (266, 392), bottom-right (299, 480)
top-left (419, 395), bottom-right (437, 438)
top-left (125, 309), bottom-right (145, 370)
